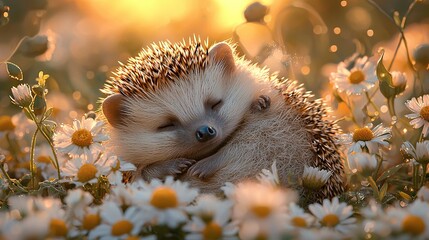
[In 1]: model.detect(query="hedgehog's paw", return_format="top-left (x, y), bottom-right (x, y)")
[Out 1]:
top-left (166, 158), bottom-right (196, 175)
top-left (252, 95), bottom-right (271, 112)
top-left (141, 158), bottom-right (195, 180)
top-left (187, 157), bottom-right (219, 179)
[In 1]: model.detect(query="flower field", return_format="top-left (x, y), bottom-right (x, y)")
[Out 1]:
top-left (1, 0), bottom-right (429, 239)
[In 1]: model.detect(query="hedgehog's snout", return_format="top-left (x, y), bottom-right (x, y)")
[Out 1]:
top-left (195, 125), bottom-right (217, 142)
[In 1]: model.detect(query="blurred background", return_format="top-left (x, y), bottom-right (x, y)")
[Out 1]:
top-left (0, 0), bottom-right (428, 126)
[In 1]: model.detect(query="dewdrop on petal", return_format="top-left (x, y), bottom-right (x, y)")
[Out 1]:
top-left (302, 166), bottom-right (332, 190)
top-left (10, 84), bottom-right (32, 107)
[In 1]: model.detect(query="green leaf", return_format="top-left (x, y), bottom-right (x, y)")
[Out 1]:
top-left (5, 62), bottom-right (23, 80)
top-left (376, 51), bottom-right (396, 99)
top-left (33, 95), bottom-right (46, 115)
top-left (43, 107), bottom-right (53, 120)
top-left (377, 163), bottom-right (406, 182)
top-left (393, 11), bottom-right (401, 27)
top-left (368, 176), bottom-right (379, 196)
top-left (379, 182), bottom-right (388, 201)
top-left (399, 191), bottom-right (412, 201)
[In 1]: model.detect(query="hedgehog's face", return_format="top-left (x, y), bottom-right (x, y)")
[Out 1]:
top-left (103, 43), bottom-right (259, 165)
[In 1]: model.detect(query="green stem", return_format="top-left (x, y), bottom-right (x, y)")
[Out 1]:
top-left (25, 108), bottom-right (61, 180)
top-left (413, 163), bottom-right (419, 189)
top-left (0, 165), bottom-right (28, 193)
top-left (29, 128), bottom-right (39, 190)
top-left (373, 154), bottom-right (383, 179)
top-left (387, 37), bottom-right (402, 71)
top-left (365, 92), bottom-right (380, 112)
top-left (387, 97), bottom-right (396, 118)
top-left (367, 0), bottom-right (422, 94)
top-left (421, 163), bottom-right (427, 188)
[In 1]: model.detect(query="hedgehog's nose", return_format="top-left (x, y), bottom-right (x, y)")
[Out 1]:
top-left (196, 125), bottom-right (217, 142)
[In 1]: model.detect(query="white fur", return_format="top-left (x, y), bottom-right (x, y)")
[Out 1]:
top-left (108, 61), bottom-right (263, 167)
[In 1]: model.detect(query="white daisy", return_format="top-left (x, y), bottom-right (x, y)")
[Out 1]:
top-left (406, 95), bottom-right (429, 137)
top-left (8, 195), bottom-right (62, 219)
top-left (338, 124), bottom-right (392, 154)
top-left (308, 197), bottom-right (356, 234)
top-left (107, 155), bottom-right (136, 186)
top-left (401, 141), bottom-right (429, 164)
top-left (135, 176), bottom-right (199, 228)
top-left (89, 201), bottom-right (146, 240)
top-left (360, 200), bottom-right (392, 238)
top-left (231, 182), bottom-right (295, 240)
top-left (184, 195), bottom-right (237, 240)
top-left (64, 188), bottom-right (94, 220)
top-left (330, 56), bottom-right (377, 95)
top-left (417, 186), bottom-right (429, 202)
top-left (257, 160), bottom-right (280, 186)
top-left (60, 155), bottom-right (111, 186)
top-left (107, 184), bottom-right (141, 208)
top-left (10, 84), bottom-right (33, 107)
top-left (221, 182), bottom-right (236, 199)
top-left (386, 200), bottom-right (429, 239)
top-left (7, 196), bottom-right (69, 239)
top-left (69, 205), bottom-right (102, 238)
top-left (298, 228), bottom-right (344, 240)
top-left (53, 116), bottom-right (109, 158)
top-left (6, 212), bottom-right (51, 239)
top-left (347, 152), bottom-right (378, 177)
top-left (301, 166), bottom-right (332, 190)
top-left (284, 203), bottom-right (314, 231)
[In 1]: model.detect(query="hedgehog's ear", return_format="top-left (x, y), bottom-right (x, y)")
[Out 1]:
top-left (208, 42), bottom-right (235, 74)
top-left (102, 93), bottom-right (127, 128)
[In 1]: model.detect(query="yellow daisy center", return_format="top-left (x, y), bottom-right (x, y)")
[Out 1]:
top-left (0, 116), bottom-right (15, 131)
top-left (348, 70), bottom-right (366, 84)
top-left (111, 219), bottom-right (133, 236)
top-left (77, 163), bottom-right (98, 182)
top-left (150, 187), bottom-right (178, 209)
top-left (251, 204), bottom-right (272, 219)
top-left (71, 129), bottom-right (93, 147)
top-left (49, 218), bottom-right (68, 237)
top-left (402, 215), bottom-right (425, 236)
top-left (321, 214), bottom-right (340, 227)
top-left (420, 106), bottom-right (429, 121)
top-left (82, 214), bottom-right (101, 231)
top-left (291, 216), bottom-right (307, 227)
top-left (352, 127), bottom-right (374, 142)
top-left (37, 155), bottom-right (51, 164)
top-left (202, 221), bottom-right (223, 240)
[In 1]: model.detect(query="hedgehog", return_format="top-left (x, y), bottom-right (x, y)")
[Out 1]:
top-left (101, 37), bottom-right (345, 203)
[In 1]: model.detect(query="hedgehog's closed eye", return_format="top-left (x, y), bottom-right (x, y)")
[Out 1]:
top-left (211, 99), bottom-right (223, 110)
top-left (157, 123), bottom-right (176, 131)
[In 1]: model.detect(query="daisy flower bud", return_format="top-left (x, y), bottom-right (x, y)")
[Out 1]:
top-left (301, 166), bottom-right (332, 190)
top-left (391, 71), bottom-right (406, 94)
top-left (10, 84), bottom-right (33, 107)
